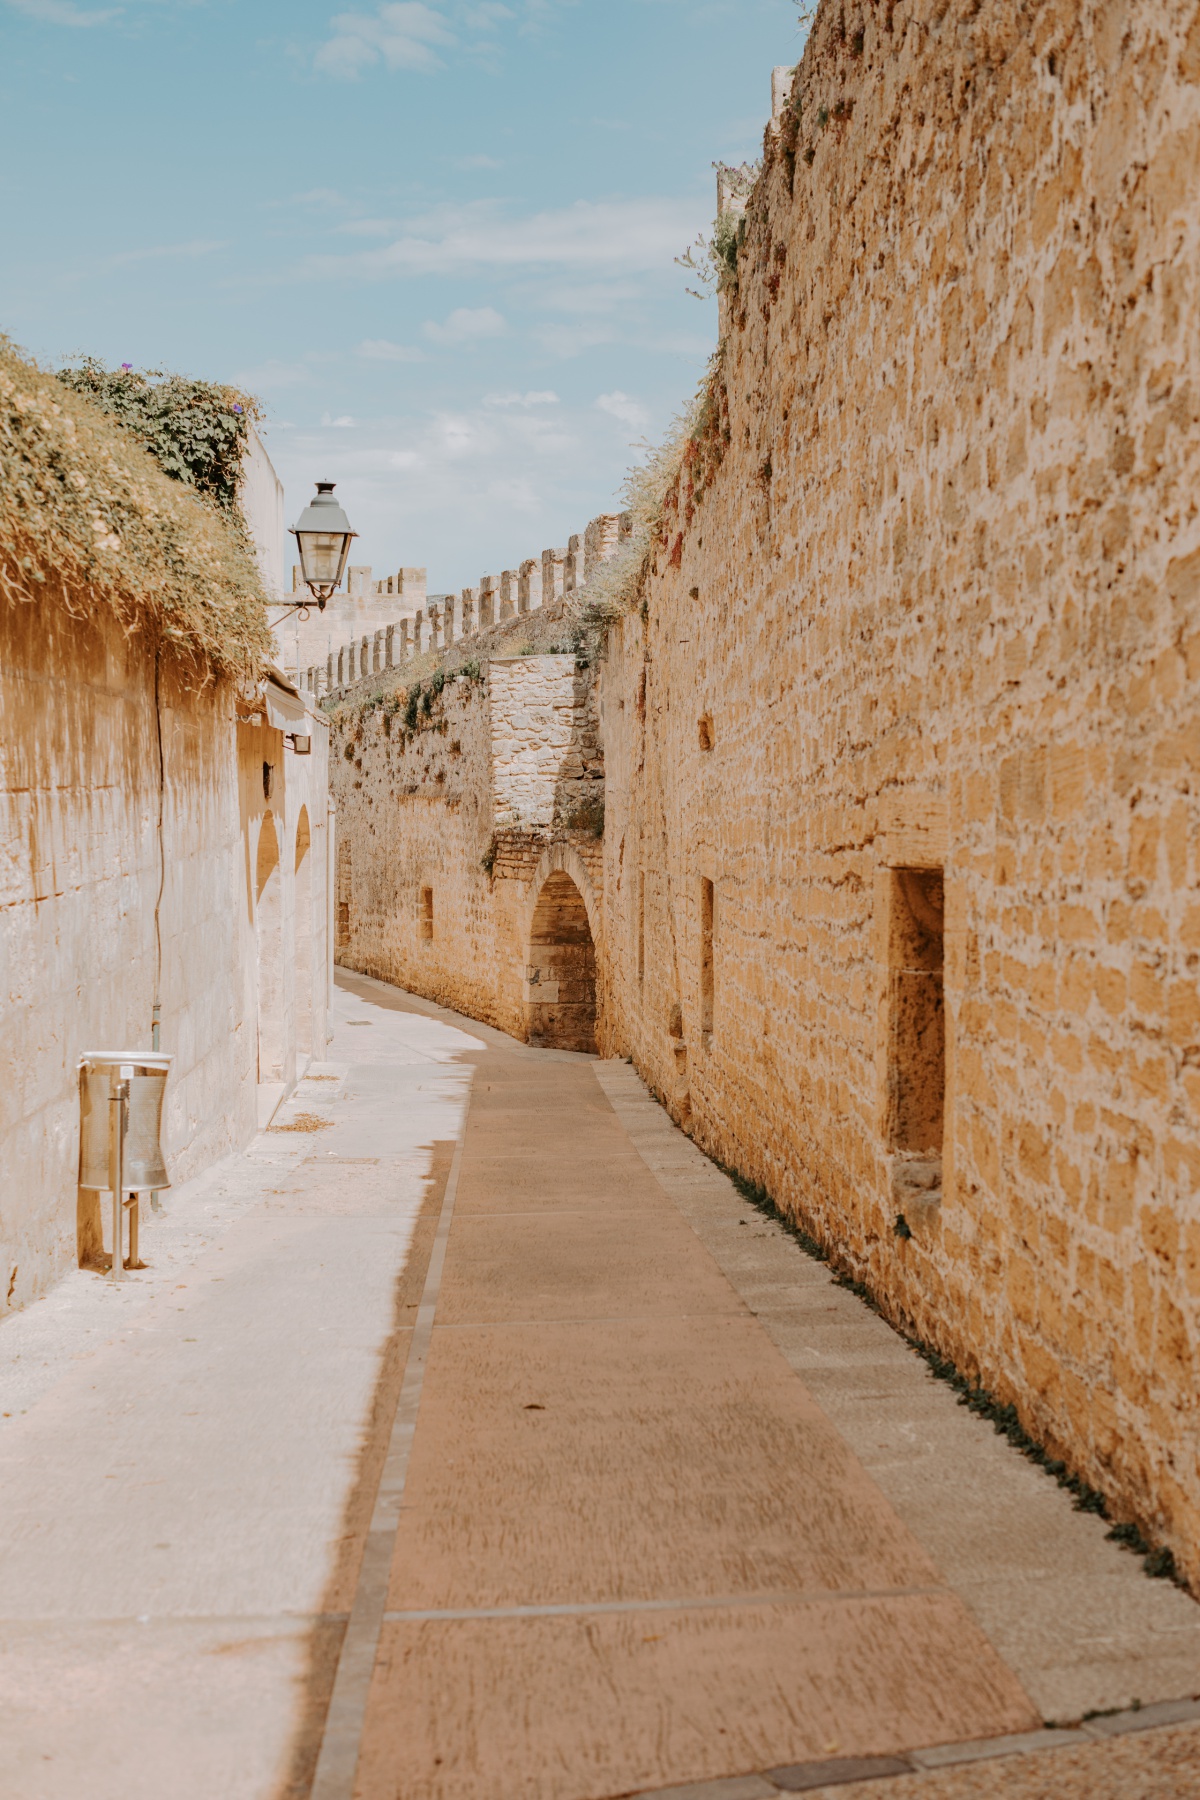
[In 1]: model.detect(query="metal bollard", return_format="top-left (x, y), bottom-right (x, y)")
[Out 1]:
top-left (79, 1053), bottom-right (172, 1279)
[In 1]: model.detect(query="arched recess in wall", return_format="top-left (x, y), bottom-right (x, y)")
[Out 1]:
top-left (525, 852), bottom-right (599, 1053)
top-left (256, 811), bottom-right (285, 1083)
top-left (294, 807), bottom-right (312, 1062)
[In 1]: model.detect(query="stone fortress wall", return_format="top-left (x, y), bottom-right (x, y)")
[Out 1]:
top-left (602, 0), bottom-right (1200, 1586)
top-left (308, 514), bottom-right (628, 700)
top-left (327, 513), bottom-right (622, 1041)
top-left (277, 562), bottom-right (428, 677)
top-left (328, 0), bottom-right (1200, 1588)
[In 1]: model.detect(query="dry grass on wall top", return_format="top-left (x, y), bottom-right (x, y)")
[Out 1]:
top-left (579, 370), bottom-right (724, 637)
top-left (0, 337), bottom-right (273, 683)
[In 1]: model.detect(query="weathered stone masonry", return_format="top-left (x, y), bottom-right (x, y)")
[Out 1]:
top-left (330, 647), bottom-right (606, 1047)
top-left (332, 0), bottom-right (1200, 1585)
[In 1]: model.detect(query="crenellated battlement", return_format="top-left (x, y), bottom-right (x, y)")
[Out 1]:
top-left (304, 512), bottom-right (630, 701)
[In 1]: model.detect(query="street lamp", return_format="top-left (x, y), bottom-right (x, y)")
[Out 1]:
top-left (279, 481), bottom-right (357, 621)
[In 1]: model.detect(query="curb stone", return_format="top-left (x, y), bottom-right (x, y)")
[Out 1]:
top-left (623, 1697), bottom-right (1200, 1798)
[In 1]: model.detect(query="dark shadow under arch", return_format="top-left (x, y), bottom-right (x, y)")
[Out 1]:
top-left (525, 870), bottom-right (597, 1052)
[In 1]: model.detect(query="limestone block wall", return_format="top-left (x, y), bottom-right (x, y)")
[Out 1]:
top-left (329, 654), bottom-right (604, 1044)
top-left (597, 0), bottom-right (1200, 1582)
top-left (279, 563), bottom-right (428, 680)
top-left (236, 698), bottom-right (333, 1121)
top-left (0, 595), bottom-right (331, 1314)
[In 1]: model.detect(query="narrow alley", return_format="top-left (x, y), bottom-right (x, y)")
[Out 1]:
top-left (2, 974), bottom-right (1198, 1800)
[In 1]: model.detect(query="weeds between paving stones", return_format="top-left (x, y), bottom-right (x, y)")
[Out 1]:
top-left (717, 1162), bottom-right (1184, 1591)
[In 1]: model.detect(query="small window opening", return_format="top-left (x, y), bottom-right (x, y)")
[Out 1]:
top-left (700, 877), bottom-right (715, 1037)
top-left (888, 868), bottom-right (945, 1154)
top-left (420, 886), bottom-right (434, 941)
top-left (698, 715), bottom-right (714, 752)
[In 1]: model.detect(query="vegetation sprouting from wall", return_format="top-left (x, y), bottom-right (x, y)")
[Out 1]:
top-left (0, 338), bottom-right (273, 681)
top-left (56, 357), bottom-right (260, 517)
top-left (675, 161), bottom-right (758, 299)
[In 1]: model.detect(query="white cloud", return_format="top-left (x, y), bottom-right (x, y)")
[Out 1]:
top-left (7, 0), bottom-right (120, 23)
top-left (315, 2), bottom-right (454, 77)
top-left (233, 359), bottom-right (315, 390)
top-left (595, 390), bottom-right (650, 432)
top-left (536, 321), bottom-right (618, 358)
top-left (484, 390), bottom-right (559, 408)
top-left (322, 413), bottom-right (358, 428)
top-left (358, 337), bottom-right (426, 362)
top-left (338, 218), bottom-right (401, 238)
top-left (105, 238), bottom-right (229, 269)
top-left (461, 2), bottom-right (512, 26)
top-left (457, 153), bottom-right (502, 170)
top-left (302, 195), bottom-right (706, 279)
top-left (265, 390), bottom-right (628, 597)
top-left (539, 279), bottom-right (645, 316)
top-left (422, 305), bottom-right (506, 345)
top-left (294, 187), bottom-right (349, 209)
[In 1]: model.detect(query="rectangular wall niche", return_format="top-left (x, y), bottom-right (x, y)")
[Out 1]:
top-left (887, 867), bottom-right (945, 1160)
top-left (700, 877), bottom-right (715, 1037)
top-left (420, 886), bottom-right (434, 942)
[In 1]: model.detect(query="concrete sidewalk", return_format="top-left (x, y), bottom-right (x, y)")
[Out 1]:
top-left (0, 986), bottom-right (478, 1800)
top-left (1, 972), bottom-right (1198, 1800)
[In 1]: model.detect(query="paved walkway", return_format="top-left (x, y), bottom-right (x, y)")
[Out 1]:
top-left (0, 973), bottom-right (1198, 1799)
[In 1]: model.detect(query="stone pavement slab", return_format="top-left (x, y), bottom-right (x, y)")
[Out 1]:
top-left (332, 976), bottom-right (1036, 1800)
top-left (591, 1062), bottom-right (1200, 1728)
top-left (361, 1595), bottom-right (1028, 1800)
top-left (384, 1314), bottom-right (942, 1609)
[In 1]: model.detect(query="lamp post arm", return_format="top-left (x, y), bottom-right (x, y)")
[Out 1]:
top-left (269, 599), bottom-right (320, 626)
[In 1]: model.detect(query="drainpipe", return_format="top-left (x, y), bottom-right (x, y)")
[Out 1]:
top-left (150, 647), bottom-right (166, 1212)
top-left (149, 1002), bottom-right (163, 1211)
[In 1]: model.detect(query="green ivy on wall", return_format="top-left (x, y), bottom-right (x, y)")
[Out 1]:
top-left (56, 357), bottom-right (260, 515)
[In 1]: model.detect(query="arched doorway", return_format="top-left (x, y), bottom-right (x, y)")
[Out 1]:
top-left (255, 812), bottom-right (284, 1083)
top-left (294, 807), bottom-right (313, 1063)
top-left (526, 870), bottom-right (597, 1052)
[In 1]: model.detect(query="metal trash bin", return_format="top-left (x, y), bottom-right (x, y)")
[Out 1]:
top-left (78, 1053), bottom-right (172, 1280)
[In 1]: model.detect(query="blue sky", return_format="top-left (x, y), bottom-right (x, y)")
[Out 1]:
top-left (1, 0), bottom-right (805, 591)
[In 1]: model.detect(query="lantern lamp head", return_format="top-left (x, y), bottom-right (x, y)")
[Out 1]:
top-left (288, 482), bottom-right (356, 609)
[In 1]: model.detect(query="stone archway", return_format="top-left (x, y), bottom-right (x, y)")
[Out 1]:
top-left (526, 869), bottom-right (598, 1052)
